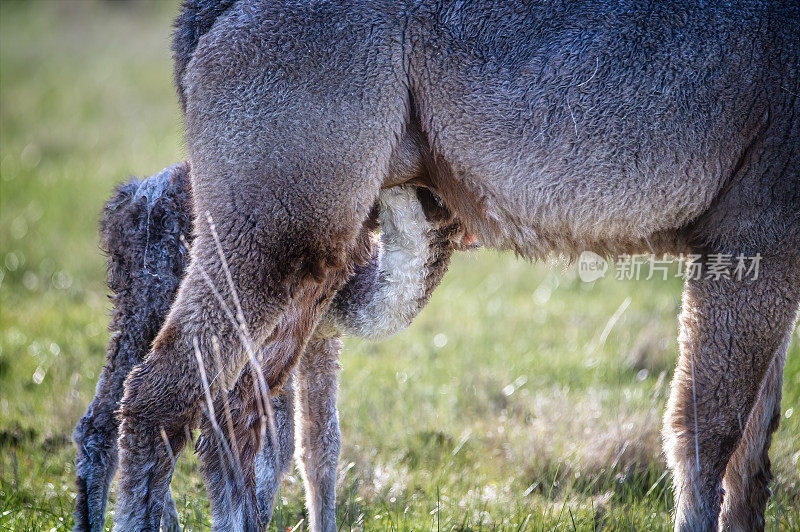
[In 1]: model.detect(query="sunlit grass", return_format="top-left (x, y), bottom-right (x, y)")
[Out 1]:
top-left (1, 1), bottom-right (798, 530)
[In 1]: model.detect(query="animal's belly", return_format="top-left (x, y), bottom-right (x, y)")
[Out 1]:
top-left (430, 154), bottom-right (712, 259)
top-left (405, 1), bottom-right (773, 258)
top-left (419, 90), bottom-right (739, 258)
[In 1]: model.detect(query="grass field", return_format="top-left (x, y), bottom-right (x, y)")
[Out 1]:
top-left (1, 2), bottom-right (798, 530)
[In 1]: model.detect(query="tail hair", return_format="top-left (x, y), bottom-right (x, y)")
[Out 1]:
top-left (172, 0), bottom-right (238, 111)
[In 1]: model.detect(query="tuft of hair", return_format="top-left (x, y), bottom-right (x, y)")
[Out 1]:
top-left (99, 162), bottom-right (193, 344)
top-left (172, 0), bottom-right (238, 111)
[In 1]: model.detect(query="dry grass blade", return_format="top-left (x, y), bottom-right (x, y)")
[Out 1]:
top-left (193, 337), bottom-right (246, 498)
top-left (179, 229), bottom-right (280, 475)
top-left (204, 213), bottom-right (280, 465)
top-left (211, 336), bottom-right (240, 466)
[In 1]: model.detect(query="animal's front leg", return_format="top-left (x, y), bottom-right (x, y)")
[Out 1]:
top-left (294, 336), bottom-right (342, 532)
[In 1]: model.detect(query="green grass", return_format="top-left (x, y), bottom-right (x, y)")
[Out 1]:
top-left (1, 1), bottom-right (798, 530)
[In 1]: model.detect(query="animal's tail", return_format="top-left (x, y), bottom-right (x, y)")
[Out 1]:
top-left (172, 0), bottom-right (238, 111)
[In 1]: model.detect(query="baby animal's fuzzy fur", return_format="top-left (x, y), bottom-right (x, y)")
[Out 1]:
top-left (73, 162), bottom-right (464, 531)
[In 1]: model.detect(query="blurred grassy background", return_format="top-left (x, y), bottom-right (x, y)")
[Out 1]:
top-left (0, 1), bottom-right (797, 530)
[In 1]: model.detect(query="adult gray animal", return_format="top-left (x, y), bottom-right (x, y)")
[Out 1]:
top-left (114, 1), bottom-right (800, 531)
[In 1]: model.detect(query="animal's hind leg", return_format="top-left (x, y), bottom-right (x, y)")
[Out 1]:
top-left (195, 266), bottom-right (361, 531)
top-left (160, 484), bottom-right (182, 532)
top-left (195, 378), bottom-right (295, 531)
top-left (663, 255), bottom-right (800, 531)
top-left (73, 356), bottom-right (131, 532)
top-left (196, 359), bottom-right (298, 531)
top-left (719, 335), bottom-right (789, 532)
top-left (115, 231), bottom-right (371, 530)
top-left (114, 156), bottom-right (385, 530)
top-left (112, 10), bottom-right (408, 525)
top-left (195, 367), bottom-right (267, 532)
top-left (254, 385), bottom-right (295, 527)
top-left (294, 335), bottom-right (343, 532)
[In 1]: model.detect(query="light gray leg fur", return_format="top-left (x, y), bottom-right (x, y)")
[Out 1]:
top-left (719, 334), bottom-right (789, 531)
top-left (294, 337), bottom-right (342, 532)
top-left (255, 384), bottom-right (296, 526)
